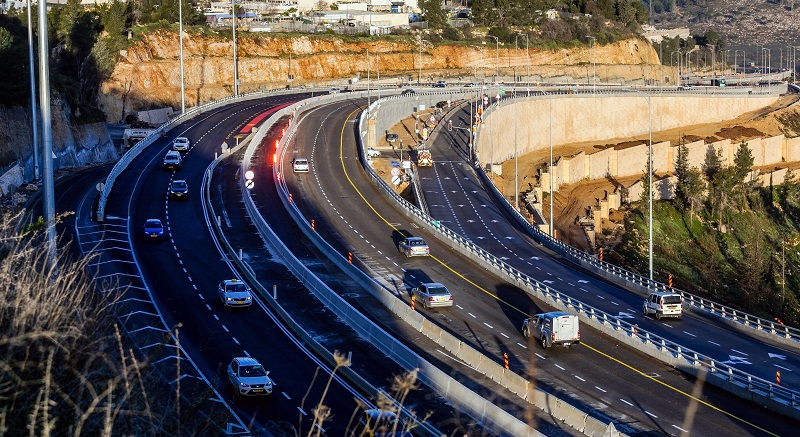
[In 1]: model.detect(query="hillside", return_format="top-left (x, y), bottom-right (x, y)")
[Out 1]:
top-left (99, 31), bottom-right (661, 121)
top-left (650, 0), bottom-right (800, 46)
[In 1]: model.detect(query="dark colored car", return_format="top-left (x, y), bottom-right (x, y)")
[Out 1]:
top-left (169, 180), bottom-right (189, 199)
top-left (401, 88), bottom-right (416, 96)
top-left (143, 219), bottom-right (165, 239)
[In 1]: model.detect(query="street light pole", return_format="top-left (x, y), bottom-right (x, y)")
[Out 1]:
top-left (648, 93), bottom-right (653, 280)
top-left (179, 0), bottom-right (185, 113)
top-left (488, 35), bottom-right (499, 84)
top-left (586, 36), bottom-right (596, 91)
top-left (231, 0), bottom-right (239, 96)
top-left (26, 0), bottom-right (39, 180)
top-left (37, 0), bottom-right (56, 265)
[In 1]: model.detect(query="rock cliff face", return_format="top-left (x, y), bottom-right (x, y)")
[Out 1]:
top-left (99, 31), bottom-right (662, 120)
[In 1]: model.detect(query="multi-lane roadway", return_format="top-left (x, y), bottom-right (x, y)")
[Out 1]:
top-left (276, 96), bottom-right (799, 435)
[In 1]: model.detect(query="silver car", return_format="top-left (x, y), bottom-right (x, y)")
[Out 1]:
top-left (399, 237), bottom-right (429, 257)
top-left (172, 137), bottom-right (191, 151)
top-left (227, 357), bottom-right (273, 396)
top-left (411, 283), bottom-right (453, 309)
top-left (218, 279), bottom-right (253, 307)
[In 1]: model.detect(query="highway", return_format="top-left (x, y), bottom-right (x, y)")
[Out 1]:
top-left (427, 101), bottom-right (800, 388)
top-left (274, 97), bottom-right (800, 435)
top-left (95, 95), bottom-right (382, 435)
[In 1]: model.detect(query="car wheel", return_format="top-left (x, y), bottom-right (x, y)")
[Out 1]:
top-left (540, 336), bottom-right (548, 349)
top-left (643, 305), bottom-right (649, 316)
top-left (522, 326), bottom-right (528, 338)
top-left (656, 311), bottom-right (662, 320)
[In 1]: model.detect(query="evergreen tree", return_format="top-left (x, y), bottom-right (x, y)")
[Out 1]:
top-left (674, 139), bottom-right (690, 207)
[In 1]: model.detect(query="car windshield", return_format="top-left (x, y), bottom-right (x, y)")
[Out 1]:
top-left (227, 283), bottom-right (248, 293)
top-left (172, 181), bottom-right (187, 189)
top-left (409, 240), bottom-right (425, 246)
top-left (295, 159), bottom-right (308, 165)
top-left (240, 365), bottom-right (266, 377)
top-left (145, 220), bottom-right (161, 228)
top-left (427, 286), bottom-right (448, 295)
top-left (663, 295), bottom-right (682, 304)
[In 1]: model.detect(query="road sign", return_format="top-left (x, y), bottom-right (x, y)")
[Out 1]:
top-left (391, 167), bottom-right (401, 177)
top-left (245, 170), bottom-right (255, 180)
top-left (95, 182), bottom-right (105, 192)
top-left (221, 141), bottom-right (229, 151)
top-left (391, 176), bottom-right (401, 186)
top-left (245, 180), bottom-right (254, 190)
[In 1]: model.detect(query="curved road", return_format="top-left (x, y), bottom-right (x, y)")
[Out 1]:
top-left (276, 97), bottom-right (799, 436)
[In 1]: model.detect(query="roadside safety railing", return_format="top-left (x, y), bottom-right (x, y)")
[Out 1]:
top-left (356, 96), bottom-right (800, 420)
top-left (480, 91), bottom-right (800, 348)
top-left (268, 92), bottom-right (635, 436)
top-left (201, 100), bottom-right (445, 437)
top-left (240, 93), bottom-right (550, 437)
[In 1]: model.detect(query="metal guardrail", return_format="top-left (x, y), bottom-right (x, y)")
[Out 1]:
top-left (201, 104), bottom-right (445, 437)
top-left (357, 95), bottom-right (800, 420)
top-left (479, 90), bottom-right (800, 347)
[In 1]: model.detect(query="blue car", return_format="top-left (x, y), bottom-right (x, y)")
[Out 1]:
top-left (143, 219), bottom-right (165, 239)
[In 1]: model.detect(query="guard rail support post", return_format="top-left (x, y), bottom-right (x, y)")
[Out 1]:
top-left (728, 367), bottom-right (735, 381)
top-left (676, 346), bottom-right (683, 359)
top-left (709, 360), bottom-right (716, 373)
top-left (661, 339), bottom-right (667, 351)
top-left (644, 332), bottom-right (650, 344)
top-left (748, 375), bottom-right (754, 390)
top-left (745, 314), bottom-right (750, 326)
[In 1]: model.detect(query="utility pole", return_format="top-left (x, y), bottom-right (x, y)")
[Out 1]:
top-left (179, 0), bottom-right (185, 112)
top-left (231, 0), bottom-right (239, 96)
top-left (38, 0), bottom-right (56, 265)
top-left (27, 0), bottom-right (39, 179)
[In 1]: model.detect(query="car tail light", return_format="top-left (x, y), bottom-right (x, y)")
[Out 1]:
top-left (429, 297), bottom-right (435, 302)
top-left (448, 296), bottom-right (453, 301)
top-left (577, 330), bottom-right (580, 340)
top-left (551, 333), bottom-right (555, 342)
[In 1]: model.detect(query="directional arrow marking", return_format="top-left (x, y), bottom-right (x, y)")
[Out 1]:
top-left (769, 353), bottom-right (787, 360)
top-left (578, 279), bottom-right (589, 283)
top-left (543, 280), bottom-right (554, 284)
top-left (720, 356), bottom-right (752, 366)
top-left (617, 312), bottom-right (635, 319)
top-left (531, 256), bottom-right (540, 260)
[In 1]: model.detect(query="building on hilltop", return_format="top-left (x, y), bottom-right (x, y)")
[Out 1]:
top-left (642, 24), bottom-right (691, 43)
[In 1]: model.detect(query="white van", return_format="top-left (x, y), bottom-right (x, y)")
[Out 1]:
top-left (643, 292), bottom-right (683, 319)
top-left (522, 312), bottom-right (580, 349)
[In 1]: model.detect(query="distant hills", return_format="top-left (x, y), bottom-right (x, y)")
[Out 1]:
top-left (647, 0), bottom-right (800, 46)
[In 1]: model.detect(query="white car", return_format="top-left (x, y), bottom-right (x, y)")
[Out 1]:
top-left (292, 158), bottom-right (310, 173)
top-left (329, 88), bottom-right (340, 94)
top-left (643, 292), bottom-right (683, 319)
top-left (366, 147), bottom-right (381, 158)
top-left (218, 279), bottom-right (253, 307)
top-left (227, 357), bottom-right (273, 396)
top-left (172, 137), bottom-right (191, 151)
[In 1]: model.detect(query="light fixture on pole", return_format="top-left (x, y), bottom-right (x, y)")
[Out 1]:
top-left (179, 0), bottom-right (185, 113)
top-left (648, 93), bottom-right (653, 280)
top-left (763, 48), bottom-right (771, 92)
top-left (708, 44), bottom-right (715, 79)
top-left (231, 0), bottom-right (239, 96)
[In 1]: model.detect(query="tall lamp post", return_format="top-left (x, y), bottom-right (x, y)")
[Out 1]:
top-left (488, 35), bottom-right (499, 84)
top-left (536, 90), bottom-right (554, 236)
top-left (671, 50), bottom-right (681, 84)
top-left (231, 0), bottom-right (239, 96)
top-left (27, 0), bottom-right (39, 179)
top-left (586, 36), bottom-right (596, 91)
top-left (708, 44), bottom-right (715, 79)
top-left (179, 0), bottom-right (185, 112)
top-left (518, 33), bottom-right (529, 88)
top-left (763, 48), bottom-right (771, 92)
top-left (37, 0), bottom-right (56, 264)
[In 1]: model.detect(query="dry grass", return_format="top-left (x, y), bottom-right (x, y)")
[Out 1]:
top-left (0, 211), bottom-right (169, 436)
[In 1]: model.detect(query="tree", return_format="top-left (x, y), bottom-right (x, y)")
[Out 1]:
top-left (684, 167), bottom-right (707, 220)
top-left (732, 140), bottom-right (755, 210)
top-left (674, 139), bottom-right (690, 207)
top-left (419, 0), bottom-right (448, 29)
top-left (702, 145), bottom-right (722, 183)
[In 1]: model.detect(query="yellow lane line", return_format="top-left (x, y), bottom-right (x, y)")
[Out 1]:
top-left (335, 107), bottom-right (775, 436)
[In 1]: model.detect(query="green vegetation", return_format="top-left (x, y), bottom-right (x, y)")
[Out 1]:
top-left (613, 139), bottom-right (800, 326)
